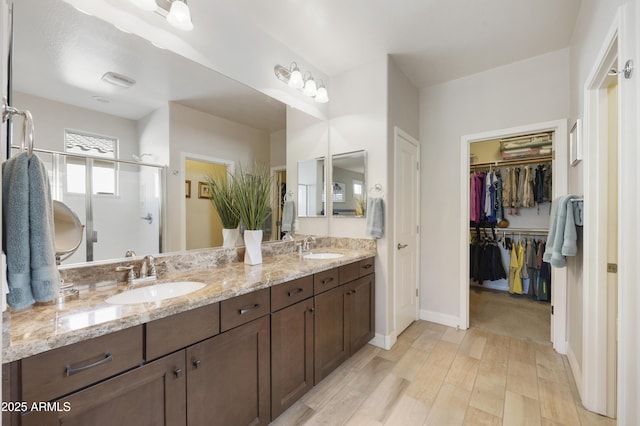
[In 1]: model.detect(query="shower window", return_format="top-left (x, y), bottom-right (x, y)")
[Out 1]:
top-left (64, 130), bottom-right (119, 195)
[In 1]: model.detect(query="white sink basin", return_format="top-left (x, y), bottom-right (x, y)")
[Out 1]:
top-left (106, 281), bottom-right (206, 305)
top-left (303, 252), bottom-right (345, 260)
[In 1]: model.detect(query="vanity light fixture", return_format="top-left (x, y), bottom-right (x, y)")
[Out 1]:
top-left (274, 63), bottom-right (329, 103)
top-left (128, 0), bottom-right (194, 31)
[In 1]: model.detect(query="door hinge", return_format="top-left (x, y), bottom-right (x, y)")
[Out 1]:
top-left (607, 263), bottom-right (618, 273)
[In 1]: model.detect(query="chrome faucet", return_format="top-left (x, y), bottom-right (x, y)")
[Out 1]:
top-left (115, 255), bottom-right (157, 285)
top-left (302, 236), bottom-right (316, 252)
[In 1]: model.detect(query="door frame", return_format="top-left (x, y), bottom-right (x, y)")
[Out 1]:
top-left (459, 119), bottom-right (569, 354)
top-left (180, 152), bottom-right (234, 251)
top-left (393, 127), bottom-right (420, 341)
top-left (582, 5), bottom-right (637, 418)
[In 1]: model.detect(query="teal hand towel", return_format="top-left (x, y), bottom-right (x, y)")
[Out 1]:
top-left (366, 198), bottom-right (384, 239)
top-left (282, 200), bottom-right (294, 232)
top-left (28, 154), bottom-right (59, 303)
top-left (2, 153), bottom-right (35, 309)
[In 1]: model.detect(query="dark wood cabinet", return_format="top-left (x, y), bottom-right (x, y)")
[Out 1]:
top-left (271, 297), bottom-right (314, 419)
top-left (186, 316), bottom-right (271, 426)
top-left (314, 260), bottom-right (375, 384)
top-left (314, 284), bottom-right (349, 383)
top-left (21, 350), bottom-right (186, 426)
top-left (346, 274), bottom-right (375, 354)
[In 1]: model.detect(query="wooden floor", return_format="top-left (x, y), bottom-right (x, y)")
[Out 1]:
top-left (272, 320), bottom-right (616, 426)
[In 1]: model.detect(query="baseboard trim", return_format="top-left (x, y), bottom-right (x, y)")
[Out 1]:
top-left (369, 332), bottom-right (396, 350)
top-left (567, 344), bottom-right (584, 401)
top-left (419, 309), bottom-right (460, 329)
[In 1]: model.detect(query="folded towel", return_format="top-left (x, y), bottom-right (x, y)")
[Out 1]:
top-left (282, 200), bottom-right (294, 233)
top-left (28, 154), bottom-right (59, 303)
top-left (542, 197), bottom-right (560, 263)
top-left (366, 198), bottom-right (384, 239)
top-left (2, 152), bottom-right (35, 309)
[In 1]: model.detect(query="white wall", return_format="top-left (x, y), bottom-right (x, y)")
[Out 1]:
top-left (167, 102), bottom-right (271, 251)
top-left (12, 92), bottom-right (148, 263)
top-left (419, 49), bottom-right (570, 321)
top-left (270, 129), bottom-right (286, 168)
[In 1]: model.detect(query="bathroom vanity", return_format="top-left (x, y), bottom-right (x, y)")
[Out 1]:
top-left (1, 241), bottom-right (375, 426)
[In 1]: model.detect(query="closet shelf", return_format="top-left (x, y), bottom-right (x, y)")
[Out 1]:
top-left (470, 155), bottom-right (552, 170)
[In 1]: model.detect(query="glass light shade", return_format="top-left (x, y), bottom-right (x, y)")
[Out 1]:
top-left (303, 78), bottom-right (317, 97)
top-left (129, 0), bottom-right (157, 11)
top-left (288, 68), bottom-right (304, 89)
top-left (167, 0), bottom-right (194, 31)
top-left (315, 86), bottom-right (329, 103)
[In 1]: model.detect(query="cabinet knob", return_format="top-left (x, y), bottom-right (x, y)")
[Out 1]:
top-left (174, 368), bottom-right (183, 378)
top-left (193, 359), bottom-right (201, 369)
top-left (308, 307), bottom-right (315, 313)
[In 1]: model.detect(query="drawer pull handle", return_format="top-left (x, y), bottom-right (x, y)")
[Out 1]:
top-left (239, 304), bottom-right (260, 315)
top-left (193, 360), bottom-right (201, 369)
top-left (174, 368), bottom-right (183, 378)
top-left (65, 353), bottom-right (113, 376)
top-left (321, 277), bottom-right (334, 285)
top-left (362, 264), bottom-right (373, 269)
top-left (287, 288), bottom-right (304, 297)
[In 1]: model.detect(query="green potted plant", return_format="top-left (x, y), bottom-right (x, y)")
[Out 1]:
top-left (230, 163), bottom-right (273, 265)
top-left (205, 172), bottom-right (240, 248)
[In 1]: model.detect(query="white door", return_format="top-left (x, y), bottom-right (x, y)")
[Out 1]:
top-left (394, 128), bottom-right (420, 335)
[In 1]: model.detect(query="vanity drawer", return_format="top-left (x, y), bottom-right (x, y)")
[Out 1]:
top-left (21, 325), bottom-right (143, 404)
top-left (314, 268), bottom-right (340, 294)
top-left (339, 262), bottom-right (360, 285)
top-left (359, 257), bottom-right (375, 276)
top-left (146, 303), bottom-right (220, 361)
top-left (220, 288), bottom-right (270, 332)
top-left (271, 275), bottom-right (314, 312)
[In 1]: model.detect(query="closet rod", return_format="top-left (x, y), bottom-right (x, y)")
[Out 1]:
top-left (471, 226), bottom-right (549, 235)
top-left (470, 155), bottom-right (552, 170)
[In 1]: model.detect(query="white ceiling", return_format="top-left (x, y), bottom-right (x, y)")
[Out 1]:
top-left (220, 0), bottom-right (582, 87)
top-left (12, 0), bottom-right (286, 131)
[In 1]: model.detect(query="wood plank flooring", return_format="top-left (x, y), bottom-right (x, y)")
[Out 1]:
top-left (271, 320), bottom-right (616, 426)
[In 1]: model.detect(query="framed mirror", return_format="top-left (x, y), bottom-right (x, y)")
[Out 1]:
top-left (331, 150), bottom-right (366, 217)
top-left (297, 157), bottom-right (326, 217)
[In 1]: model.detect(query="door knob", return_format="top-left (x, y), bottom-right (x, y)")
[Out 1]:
top-left (397, 243), bottom-right (408, 250)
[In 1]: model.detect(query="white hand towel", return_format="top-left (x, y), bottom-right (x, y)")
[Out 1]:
top-left (366, 198), bottom-right (384, 239)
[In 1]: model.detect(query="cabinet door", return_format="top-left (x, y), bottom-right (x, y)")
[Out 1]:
top-left (346, 275), bottom-right (375, 354)
top-left (21, 350), bottom-right (186, 426)
top-left (187, 316), bottom-right (270, 426)
top-left (271, 298), bottom-right (314, 420)
top-left (314, 285), bottom-right (348, 384)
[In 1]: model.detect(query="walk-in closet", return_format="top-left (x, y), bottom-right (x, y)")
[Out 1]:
top-left (468, 132), bottom-right (553, 342)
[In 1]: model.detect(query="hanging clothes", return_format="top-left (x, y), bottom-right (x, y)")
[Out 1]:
top-left (494, 170), bottom-right (503, 222)
top-left (522, 166), bottom-right (535, 207)
top-left (508, 241), bottom-right (524, 294)
top-left (470, 227), bottom-right (506, 283)
top-left (514, 167), bottom-right (523, 208)
top-left (502, 167), bottom-right (513, 209)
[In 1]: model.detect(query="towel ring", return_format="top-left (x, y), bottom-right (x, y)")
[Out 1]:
top-left (368, 184), bottom-right (384, 199)
top-left (2, 97), bottom-right (35, 156)
top-left (284, 191), bottom-right (294, 202)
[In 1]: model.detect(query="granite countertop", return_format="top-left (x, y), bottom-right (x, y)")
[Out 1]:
top-left (2, 247), bottom-right (376, 363)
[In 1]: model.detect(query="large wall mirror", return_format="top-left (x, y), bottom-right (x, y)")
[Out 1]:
top-left (331, 150), bottom-right (366, 217)
top-left (297, 157), bottom-right (326, 217)
top-left (11, 0), bottom-right (292, 265)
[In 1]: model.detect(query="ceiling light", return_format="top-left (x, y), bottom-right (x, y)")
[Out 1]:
top-left (288, 64), bottom-right (304, 89)
top-left (274, 63), bottom-right (329, 103)
top-left (129, 0), bottom-right (157, 12)
top-left (315, 82), bottom-right (329, 103)
top-left (166, 0), bottom-right (194, 31)
top-left (303, 76), bottom-right (317, 97)
top-left (128, 0), bottom-right (194, 31)
top-left (101, 72), bottom-right (136, 88)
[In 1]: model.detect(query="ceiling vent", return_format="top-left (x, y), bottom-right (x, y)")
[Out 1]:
top-left (101, 72), bottom-right (136, 88)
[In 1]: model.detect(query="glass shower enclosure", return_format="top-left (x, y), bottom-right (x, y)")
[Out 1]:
top-left (12, 147), bottom-right (166, 264)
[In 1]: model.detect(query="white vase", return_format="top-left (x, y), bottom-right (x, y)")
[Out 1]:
top-left (243, 229), bottom-right (263, 265)
top-left (222, 227), bottom-right (239, 248)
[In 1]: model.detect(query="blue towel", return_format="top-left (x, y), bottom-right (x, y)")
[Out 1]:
top-left (2, 153), bottom-right (34, 309)
top-left (1, 153), bottom-right (59, 309)
top-left (281, 200), bottom-right (294, 233)
top-left (28, 155), bottom-right (59, 303)
top-left (366, 198), bottom-right (384, 239)
top-left (543, 195), bottom-right (578, 268)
